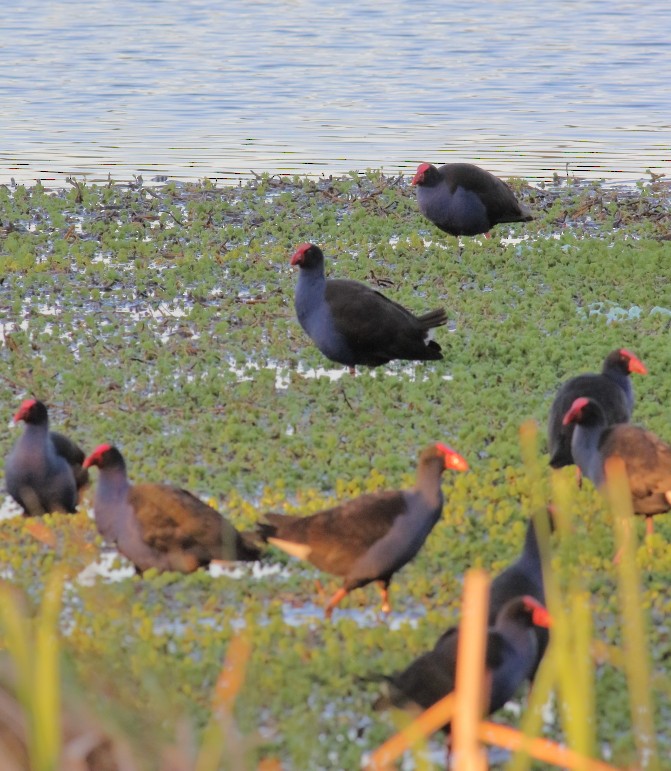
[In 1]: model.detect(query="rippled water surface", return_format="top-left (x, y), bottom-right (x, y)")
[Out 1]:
top-left (1, 0), bottom-right (670, 186)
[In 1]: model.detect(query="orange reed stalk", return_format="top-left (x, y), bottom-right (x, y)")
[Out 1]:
top-left (478, 721), bottom-right (623, 771)
top-left (452, 568), bottom-right (490, 771)
top-left (364, 693), bottom-right (455, 770)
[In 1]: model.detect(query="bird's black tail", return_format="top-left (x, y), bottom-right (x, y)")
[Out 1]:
top-left (255, 519), bottom-right (280, 543)
top-left (237, 530), bottom-right (264, 561)
top-left (417, 307), bottom-right (448, 330)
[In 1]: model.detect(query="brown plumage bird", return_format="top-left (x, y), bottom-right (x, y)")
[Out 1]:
top-left (83, 444), bottom-right (260, 573)
top-left (548, 348), bottom-right (647, 468)
top-left (257, 443), bottom-right (469, 617)
top-left (411, 162), bottom-right (533, 237)
top-left (5, 398), bottom-right (88, 516)
top-left (562, 397), bottom-right (671, 536)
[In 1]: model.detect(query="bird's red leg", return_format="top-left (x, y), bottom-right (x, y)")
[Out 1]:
top-left (314, 579), bottom-right (326, 599)
top-left (646, 515), bottom-right (654, 537)
top-left (377, 581), bottom-right (391, 614)
top-left (325, 587), bottom-right (348, 619)
top-left (575, 466), bottom-right (583, 489)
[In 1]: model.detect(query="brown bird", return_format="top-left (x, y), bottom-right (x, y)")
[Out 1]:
top-left (373, 596), bottom-right (552, 731)
top-left (411, 162), bottom-right (533, 237)
top-left (291, 243), bottom-right (447, 371)
top-left (83, 444), bottom-right (260, 573)
top-left (562, 397), bottom-right (671, 536)
top-left (5, 398), bottom-right (88, 516)
top-left (257, 443), bottom-right (469, 617)
top-left (548, 348), bottom-right (647, 469)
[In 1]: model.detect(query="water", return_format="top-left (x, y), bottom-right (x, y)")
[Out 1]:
top-left (1, 0), bottom-right (670, 187)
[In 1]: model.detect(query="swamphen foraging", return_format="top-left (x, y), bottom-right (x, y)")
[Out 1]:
top-left (411, 162), bottom-right (533, 237)
top-left (5, 398), bottom-right (88, 516)
top-left (548, 348), bottom-right (647, 469)
top-left (84, 444), bottom-right (260, 573)
top-left (291, 243), bottom-right (447, 371)
top-left (257, 443), bottom-right (469, 617)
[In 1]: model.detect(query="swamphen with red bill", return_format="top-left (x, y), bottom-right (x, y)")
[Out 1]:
top-left (548, 348), bottom-right (647, 468)
top-left (562, 397), bottom-right (671, 537)
top-left (258, 443), bottom-right (469, 617)
top-left (5, 398), bottom-right (88, 516)
top-left (84, 444), bottom-right (260, 573)
top-left (291, 243), bottom-right (447, 371)
top-left (411, 162), bottom-right (532, 237)
top-left (373, 596), bottom-right (552, 730)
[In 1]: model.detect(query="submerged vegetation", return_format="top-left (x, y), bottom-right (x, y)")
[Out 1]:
top-left (0, 170), bottom-right (670, 768)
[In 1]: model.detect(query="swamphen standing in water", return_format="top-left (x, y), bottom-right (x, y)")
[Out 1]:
top-left (5, 398), bottom-right (88, 516)
top-left (291, 243), bottom-right (447, 372)
top-left (257, 443), bottom-right (469, 617)
top-left (562, 397), bottom-right (671, 537)
top-left (411, 162), bottom-right (533, 238)
top-left (548, 348), bottom-right (647, 469)
top-left (84, 444), bottom-right (260, 573)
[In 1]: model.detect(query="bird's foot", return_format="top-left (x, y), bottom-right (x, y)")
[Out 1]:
top-left (377, 582), bottom-right (391, 615)
top-left (314, 579), bottom-right (326, 600)
top-left (324, 587), bottom-right (348, 620)
top-left (645, 515), bottom-right (655, 538)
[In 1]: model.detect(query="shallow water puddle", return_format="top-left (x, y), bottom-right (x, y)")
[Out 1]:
top-left (279, 600), bottom-right (426, 630)
top-left (76, 550), bottom-right (137, 585)
top-left (578, 301), bottom-right (671, 323)
top-left (208, 560), bottom-right (291, 581)
top-left (0, 496), bottom-right (22, 522)
top-left (226, 359), bottom-right (454, 389)
top-left (73, 552), bottom-right (427, 630)
top-left (75, 554), bottom-right (291, 586)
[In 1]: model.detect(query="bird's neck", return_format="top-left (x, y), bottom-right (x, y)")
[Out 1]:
top-left (296, 265), bottom-right (326, 299)
top-left (414, 460), bottom-right (445, 509)
top-left (23, 422), bottom-right (49, 440)
top-left (571, 424), bottom-right (605, 486)
top-left (97, 466), bottom-right (131, 504)
top-left (20, 423), bottom-right (51, 458)
top-left (605, 369), bottom-right (632, 401)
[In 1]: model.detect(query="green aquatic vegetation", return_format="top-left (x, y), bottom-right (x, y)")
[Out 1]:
top-left (0, 172), bottom-right (670, 768)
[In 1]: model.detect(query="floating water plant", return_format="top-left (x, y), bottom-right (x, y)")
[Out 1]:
top-left (0, 173), bottom-right (669, 768)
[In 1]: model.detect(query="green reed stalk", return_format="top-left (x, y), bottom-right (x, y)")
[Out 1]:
top-left (0, 568), bottom-right (64, 771)
top-left (511, 422), bottom-right (595, 770)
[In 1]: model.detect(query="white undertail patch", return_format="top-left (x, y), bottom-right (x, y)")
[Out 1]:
top-left (268, 538), bottom-right (312, 561)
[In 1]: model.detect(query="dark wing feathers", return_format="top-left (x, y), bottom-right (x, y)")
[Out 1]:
top-left (325, 280), bottom-right (443, 363)
top-left (443, 164), bottom-right (529, 223)
top-left (375, 628), bottom-right (458, 713)
top-left (129, 484), bottom-right (230, 560)
top-left (262, 491), bottom-right (409, 575)
top-left (601, 426), bottom-right (671, 515)
top-left (50, 431), bottom-right (89, 490)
